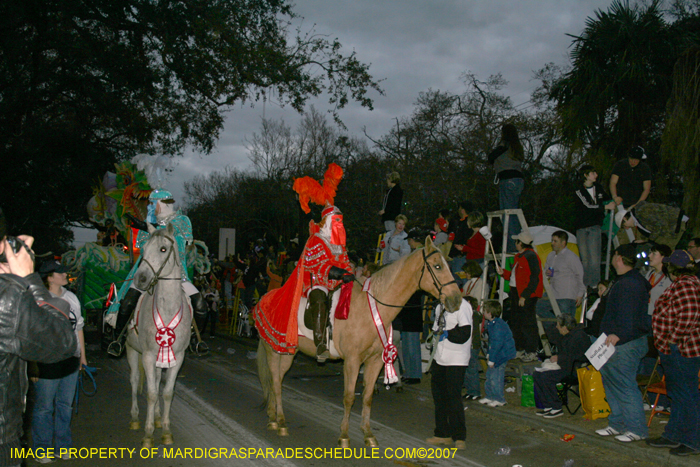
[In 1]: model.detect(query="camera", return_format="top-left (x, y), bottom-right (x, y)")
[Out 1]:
top-left (0, 236), bottom-right (34, 264)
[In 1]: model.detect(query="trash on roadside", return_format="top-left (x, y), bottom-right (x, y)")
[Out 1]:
top-left (560, 434), bottom-right (575, 442)
top-left (563, 459), bottom-right (574, 467)
top-left (495, 446), bottom-right (511, 456)
top-left (505, 387), bottom-right (515, 393)
top-left (227, 348), bottom-right (236, 354)
top-left (246, 351), bottom-right (257, 359)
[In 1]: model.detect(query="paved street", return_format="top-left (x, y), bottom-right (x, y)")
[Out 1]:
top-left (17, 332), bottom-right (699, 467)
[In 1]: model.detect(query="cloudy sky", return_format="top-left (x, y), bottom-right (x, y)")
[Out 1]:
top-left (77, 0), bottom-right (620, 245)
top-left (166, 0), bottom-right (618, 205)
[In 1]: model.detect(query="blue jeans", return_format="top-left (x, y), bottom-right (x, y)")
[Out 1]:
top-left (401, 332), bottom-right (422, 379)
top-left (660, 345), bottom-right (700, 450)
top-left (576, 225), bottom-right (602, 288)
top-left (599, 336), bottom-right (648, 438)
top-left (485, 362), bottom-right (506, 403)
top-left (499, 177), bottom-right (524, 252)
top-left (463, 350), bottom-right (481, 397)
top-left (32, 370), bottom-right (79, 451)
top-left (449, 255), bottom-right (467, 288)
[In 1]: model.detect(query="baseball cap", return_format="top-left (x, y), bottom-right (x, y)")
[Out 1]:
top-left (511, 231), bottom-right (534, 245)
top-left (629, 146), bottom-right (647, 160)
top-left (614, 244), bottom-right (637, 263)
top-left (662, 250), bottom-right (694, 268)
top-left (39, 259), bottom-right (69, 276)
top-left (406, 228), bottom-right (427, 241)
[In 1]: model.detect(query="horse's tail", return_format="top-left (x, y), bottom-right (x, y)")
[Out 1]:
top-left (256, 339), bottom-right (273, 412)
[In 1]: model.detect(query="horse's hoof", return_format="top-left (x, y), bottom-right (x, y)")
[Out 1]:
top-left (338, 437), bottom-right (351, 448)
top-left (364, 436), bottom-right (379, 448)
top-left (154, 419), bottom-right (162, 429)
top-left (129, 421), bottom-right (140, 431)
top-left (267, 422), bottom-right (278, 431)
top-left (141, 437), bottom-right (154, 449)
top-left (277, 427), bottom-right (289, 437)
top-left (161, 433), bottom-right (174, 445)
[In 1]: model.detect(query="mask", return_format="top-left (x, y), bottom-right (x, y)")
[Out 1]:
top-left (331, 214), bottom-right (346, 246)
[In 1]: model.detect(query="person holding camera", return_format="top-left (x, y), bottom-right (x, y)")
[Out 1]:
top-left (0, 208), bottom-right (78, 466)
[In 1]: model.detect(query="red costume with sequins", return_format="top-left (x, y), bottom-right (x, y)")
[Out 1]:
top-left (302, 233), bottom-right (351, 296)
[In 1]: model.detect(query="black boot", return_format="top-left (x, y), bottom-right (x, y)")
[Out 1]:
top-left (189, 293), bottom-right (209, 355)
top-left (305, 289), bottom-right (330, 362)
top-left (107, 288), bottom-right (142, 357)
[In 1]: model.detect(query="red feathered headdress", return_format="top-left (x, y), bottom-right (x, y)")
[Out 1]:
top-left (293, 163), bottom-right (344, 214)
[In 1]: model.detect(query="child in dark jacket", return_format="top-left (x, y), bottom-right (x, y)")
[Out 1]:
top-left (480, 300), bottom-right (516, 407)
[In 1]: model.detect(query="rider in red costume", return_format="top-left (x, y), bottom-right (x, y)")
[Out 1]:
top-left (253, 164), bottom-right (354, 362)
top-left (302, 205), bottom-right (353, 360)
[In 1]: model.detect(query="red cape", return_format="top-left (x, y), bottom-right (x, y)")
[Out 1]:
top-left (253, 260), bottom-right (303, 354)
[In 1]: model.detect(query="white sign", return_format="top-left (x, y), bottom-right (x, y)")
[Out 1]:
top-left (585, 333), bottom-right (616, 370)
top-left (218, 228), bottom-right (236, 261)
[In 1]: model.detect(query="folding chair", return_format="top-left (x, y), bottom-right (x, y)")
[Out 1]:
top-left (646, 375), bottom-right (670, 426)
top-left (557, 372), bottom-right (582, 415)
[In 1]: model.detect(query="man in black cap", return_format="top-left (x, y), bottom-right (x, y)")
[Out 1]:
top-left (595, 243), bottom-right (651, 443)
top-left (609, 146), bottom-right (652, 211)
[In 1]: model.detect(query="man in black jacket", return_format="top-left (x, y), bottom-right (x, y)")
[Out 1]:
top-left (0, 212), bottom-right (77, 466)
top-left (379, 172), bottom-right (403, 232)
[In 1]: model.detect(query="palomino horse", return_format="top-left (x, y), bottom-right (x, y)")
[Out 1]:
top-left (125, 224), bottom-right (192, 448)
top-left (257, 237), bottom-right (462, 447)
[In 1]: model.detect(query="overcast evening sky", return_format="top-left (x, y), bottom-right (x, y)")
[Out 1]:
top-left (75, 0), bottom-right (619, 245)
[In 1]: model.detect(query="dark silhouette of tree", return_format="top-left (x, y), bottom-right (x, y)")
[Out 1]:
top-left (0, 0), bottom-right (382, 252)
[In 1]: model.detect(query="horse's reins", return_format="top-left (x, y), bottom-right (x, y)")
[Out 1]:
top-left (139, 235), bottom-right (181, 294)
top-left (361, 248), bottom-right (458, 308)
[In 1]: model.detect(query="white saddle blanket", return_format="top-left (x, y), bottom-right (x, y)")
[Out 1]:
top-left (297, 288), bottom-right (341, 358)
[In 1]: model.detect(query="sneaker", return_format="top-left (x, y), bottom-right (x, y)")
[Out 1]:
top-left (646, 437), bottom-right (681, 448)
top-left (488, 400), bottom-right (506, 407)
top-left (478, 398), bottom-right (493, 405)
top-left (35, 457), bottom-right (54, 464)
top-left (425, 436), bottom-right (454, 446)
top-left (463, 394), bottom-right (480, 401)
top-left (615, 432), bottom-right (644, 442)
top-left (455, 440), bottom-right (467, 450)
top-left (521, 352), bottom-right (539, 362)
top-left (543, 408), bottom-right (564, 419)
top-left (536, 408), bottom-right (552, 416)
top-left (595, 427), bottom-right (620, 436)
top-left (61, 452), bottom-right (72, 460)
top-left (670, 445), bottom-right (700, 456)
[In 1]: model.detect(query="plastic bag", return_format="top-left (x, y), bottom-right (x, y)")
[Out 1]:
top-left (577, 365), bottom-right (611, 420)
top-left (521, 374), bottom-right (536, 407)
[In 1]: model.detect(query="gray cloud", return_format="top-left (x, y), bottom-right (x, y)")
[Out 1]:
top-left (168, 0), bottom-right (612, 203)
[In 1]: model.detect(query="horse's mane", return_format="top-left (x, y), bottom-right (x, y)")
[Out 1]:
top-left (366, 245), bottom-right (427, 293)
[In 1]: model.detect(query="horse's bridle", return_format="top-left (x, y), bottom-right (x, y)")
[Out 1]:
top-left (139, 235), bottom-right (180, 294)
top-left (364, 248), bottom-right (458, 308)
top-left (417, 248), bottom-right (458, 304)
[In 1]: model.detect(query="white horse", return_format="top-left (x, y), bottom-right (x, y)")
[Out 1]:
top-left (125, 223), bottom-right (192, 448)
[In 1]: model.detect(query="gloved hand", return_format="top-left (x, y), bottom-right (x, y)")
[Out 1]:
top-left (125, 213), bottom-right (148, 232)
top-left (329, 265), bottom-right (351, 281)
top-left (341, 273), bottom-right (355, 283)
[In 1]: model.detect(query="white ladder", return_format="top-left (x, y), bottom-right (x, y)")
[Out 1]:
top-left (479, 208), bottom-right (560, 357)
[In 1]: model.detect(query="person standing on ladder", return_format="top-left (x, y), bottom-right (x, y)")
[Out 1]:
top-left (488, 123), bottom-right (525, 253)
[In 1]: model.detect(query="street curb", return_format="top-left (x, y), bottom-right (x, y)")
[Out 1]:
top-left (401, 383), bottom-right (698, 467)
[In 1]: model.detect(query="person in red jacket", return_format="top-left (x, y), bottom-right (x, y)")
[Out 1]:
top-left (495, 231), bottom-right (543, 362)
top-left (453, 211), bottom-right (486, 268)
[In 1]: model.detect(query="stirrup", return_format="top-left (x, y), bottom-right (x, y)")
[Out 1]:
top-left (190, 340), bottom-right (209, 356)
top-left (107, 340), bottom-right (124, 357)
